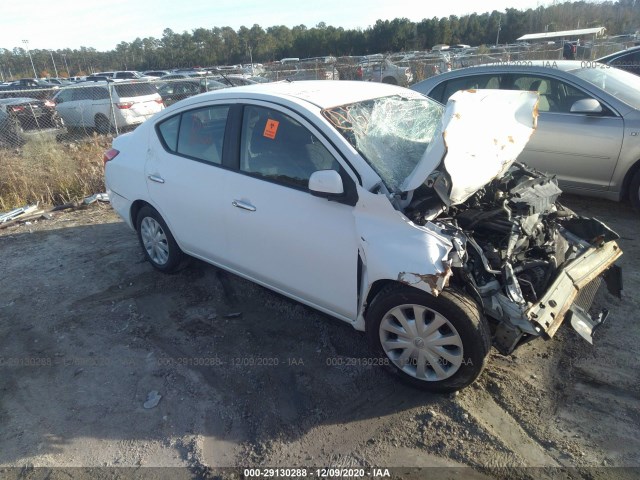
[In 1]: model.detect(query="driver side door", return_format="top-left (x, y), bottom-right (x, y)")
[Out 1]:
top-left (222, 103), bottom-right (360, 320)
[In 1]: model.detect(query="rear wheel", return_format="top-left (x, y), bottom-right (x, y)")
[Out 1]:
top-left (95, 114), bottom-right (112, 135)
top-left (366, 284), bottom-right (491, 393)
top-left (6, 116), bottom-right (25, 147)
top-left (51, 112), bottom-right (65, 129)
top-left (381, 76), bottom-right (398, 85)
top-left (136, 206), bottom-right (183, 273)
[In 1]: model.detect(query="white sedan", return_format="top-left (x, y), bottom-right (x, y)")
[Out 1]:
top-left (104, 81), bottom-right (621, 392)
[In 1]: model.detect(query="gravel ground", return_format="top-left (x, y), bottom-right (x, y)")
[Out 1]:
top-left (0, 195), bottom-right (638, 480)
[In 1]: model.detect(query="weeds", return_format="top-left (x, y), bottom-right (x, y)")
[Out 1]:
top-left (0, 133), bottom-right (109, 211)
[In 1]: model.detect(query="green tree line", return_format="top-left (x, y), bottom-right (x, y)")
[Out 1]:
top-left (1, 0), bottom-right (638, 78)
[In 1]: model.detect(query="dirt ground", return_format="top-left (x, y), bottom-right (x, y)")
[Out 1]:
top-left (0, 195), bottom-right (638, 480)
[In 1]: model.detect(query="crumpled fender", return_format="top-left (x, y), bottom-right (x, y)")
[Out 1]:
top-left (353, 192), bottom-right (454, 330)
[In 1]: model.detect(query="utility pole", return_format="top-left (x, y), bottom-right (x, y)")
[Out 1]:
top-left (22, 39), bottom-right (37, 78)
top-left (495, 16), bottom-right (502, 47)
top-left (62, 54), bottom-right (70, 76)
top-left (49, 50), bottom-right (59, 78)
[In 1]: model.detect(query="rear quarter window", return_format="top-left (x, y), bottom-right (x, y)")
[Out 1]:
top-left (114, 83), bottom-right (158, 98)
top-left (157, 115), bottom-right (180, 152)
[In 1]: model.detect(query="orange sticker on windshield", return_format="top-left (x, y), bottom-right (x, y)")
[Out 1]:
top-left (263, 119), bottom-right (279, 139)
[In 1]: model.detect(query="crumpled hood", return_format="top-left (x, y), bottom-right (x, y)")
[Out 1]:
top-left (400, 89), bottom-right (539, 205)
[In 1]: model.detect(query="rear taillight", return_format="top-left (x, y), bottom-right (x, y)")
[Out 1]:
top-left (44, 100), bottom-right (55, 108)
top-left (103, 148), bottom-right (120, 166)
top-left (155, 98), bottom-right (164, 105)
top-left (116, 102), bottom-right (134, 109)
top-left (9, 105), bottom-right (25, 112)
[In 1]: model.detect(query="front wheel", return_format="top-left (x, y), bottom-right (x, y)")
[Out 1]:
top-left (136, 206), bottom-right (183, 273)
top-left (366, 284), bottom-right (491, 393)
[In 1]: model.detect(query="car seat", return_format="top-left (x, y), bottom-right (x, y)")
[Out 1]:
top-left (530, 80), bottom-right (556, 112)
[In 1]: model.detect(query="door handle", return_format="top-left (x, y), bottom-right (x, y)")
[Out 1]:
top-left (148, 174), bottom-right (165, 184)
top-left (232, 200), bottom-right (256, 212)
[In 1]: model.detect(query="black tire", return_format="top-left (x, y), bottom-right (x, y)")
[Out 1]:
top-left (7, 116), bottom-right (25, 147)
top-left (366, 284), bottom-right (491, 393)
top-left (136, 205), bottom-right (183, 273)
top-left (95, 114), bottom-right (112, 135)
top-left (381, 76), bottom-right (398, 85)
top-left (629, 169), bottom-right (640, 211)
top-left (51, 113), bottom-right (65, 129)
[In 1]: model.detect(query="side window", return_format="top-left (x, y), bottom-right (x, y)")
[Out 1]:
top-left (240, 105), bottom-right (340, 189)
top-left (428, 82), bottom-right (446, 103)
top-left (93, 87), bottom-right (110, 100)
top-left (157, 115), bottom-right (180, 152)
top-left (440, 75), bottom-right (503, 103)
top-left (611, 51), bottom-right (640, 70)
top-left (509, 75), bottom-right (591, 113)
top-left (56, 89), bottom-right (73, 103)
top-left (171, 106), bottom-right (229, 164)
top-left (73, 86), bottom-right (109, 101)
top-left (72, 86), bottom-right (92, 101)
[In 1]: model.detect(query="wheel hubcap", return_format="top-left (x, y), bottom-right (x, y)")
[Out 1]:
top-left (379, 304), bottom-right (464, 381)
top-left (140, 217), bottom-right (169, 265)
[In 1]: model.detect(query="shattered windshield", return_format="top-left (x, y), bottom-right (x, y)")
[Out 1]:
top-left (322, 95), bottom-right (444, 192)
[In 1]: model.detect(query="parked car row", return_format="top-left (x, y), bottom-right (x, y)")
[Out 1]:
top-left (5, 46), bottom-right (640, 213)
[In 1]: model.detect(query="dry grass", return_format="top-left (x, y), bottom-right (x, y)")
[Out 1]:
top-left (0, 134), bottom-right (109, 211)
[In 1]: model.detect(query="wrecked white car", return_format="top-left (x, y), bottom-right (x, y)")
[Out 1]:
top-left (104, 81), bottom-right (622, 392)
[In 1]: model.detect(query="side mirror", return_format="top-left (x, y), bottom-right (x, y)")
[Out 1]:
top-left (309, 170), bottom-right (344, 197)
top-left (570, 98), bottom-right (602, 114)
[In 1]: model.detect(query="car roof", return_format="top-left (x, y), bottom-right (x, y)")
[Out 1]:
top-left (412, 60), bottom-right (591, 88)
top-left (184, 80), bottom-right (421, 109)
top-left (0, 97), bottom-right (39, 105)
top-left (597, 45), bottom-right (640, 62)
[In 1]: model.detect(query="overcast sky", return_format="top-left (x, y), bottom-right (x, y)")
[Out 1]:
top-left (2, 0), bottom-right (560, 51)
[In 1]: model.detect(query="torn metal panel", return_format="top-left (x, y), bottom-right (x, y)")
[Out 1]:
top-left (0, 204), bottom-right (39, 223)
top-left (398, 266), bottom-right (453, 296)
top-left (354, 192), bottom-right (455, 325)
top-left (528, 240), bottom-right (622, 337)
top-left (402, 89), bottom-right (539, 204)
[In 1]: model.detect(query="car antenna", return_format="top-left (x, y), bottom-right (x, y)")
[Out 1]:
top-left (215, 69), bottom-right (233, 87)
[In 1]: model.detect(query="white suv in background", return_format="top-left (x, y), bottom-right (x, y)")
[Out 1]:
top-left (53, 80), bottom-right (164, 133)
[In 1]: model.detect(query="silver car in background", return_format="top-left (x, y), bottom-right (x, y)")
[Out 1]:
top-left (411, 61), bottom-right (640, 209)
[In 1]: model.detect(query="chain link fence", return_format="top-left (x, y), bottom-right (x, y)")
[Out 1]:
top-left (0, 39), bottom-right (637, 209)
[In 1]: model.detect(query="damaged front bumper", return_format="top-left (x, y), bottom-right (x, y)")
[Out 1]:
top-left (493, 240), bottom-right (622, 354)
top-left (527, 240), bottom-right (622, 338)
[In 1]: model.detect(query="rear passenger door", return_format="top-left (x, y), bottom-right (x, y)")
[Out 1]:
top-left (73, 86), bottom-right (110, 128)
top-left (145, 103), bottom-right (233, 262)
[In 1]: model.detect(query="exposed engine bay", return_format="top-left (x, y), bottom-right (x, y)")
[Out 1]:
top-left (405, 162), bottom-right (623, 354)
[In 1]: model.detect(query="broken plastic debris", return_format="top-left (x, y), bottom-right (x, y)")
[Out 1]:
top-left (83, 193), bottom-right (110, 205)
top-left (0, 204), bottom-right (39, 223)
top-left (143, 390), bottom-right (162, 409)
